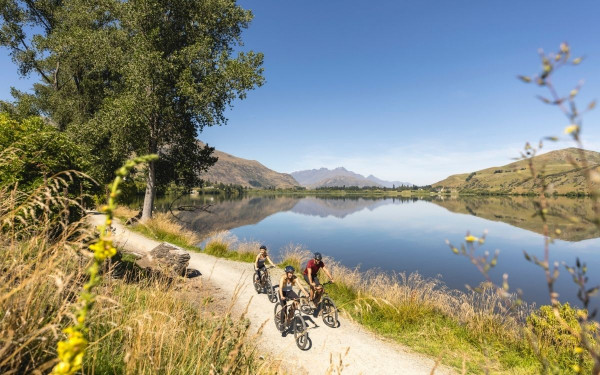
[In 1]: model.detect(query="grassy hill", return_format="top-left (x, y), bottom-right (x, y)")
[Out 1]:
top-left (201, 146), bottom-right (299, 188)
top-left (433, 148), bottom-right (600, 194)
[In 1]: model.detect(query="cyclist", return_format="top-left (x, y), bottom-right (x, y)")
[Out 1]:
top-left (279, 265), bottom-right (309, 335)
top-left (303, 252), bottom-right (334, 304)
top-left (255, 245), bottom-right (276, 282)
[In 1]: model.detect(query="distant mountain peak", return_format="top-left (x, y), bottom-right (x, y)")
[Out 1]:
top-left (291, 167), bottom-right (412, 188)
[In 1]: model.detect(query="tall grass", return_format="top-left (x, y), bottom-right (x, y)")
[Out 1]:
top-left (0, 172), bottom-right (276, 374)
top-left (114, 206), bottom-right (200, 250)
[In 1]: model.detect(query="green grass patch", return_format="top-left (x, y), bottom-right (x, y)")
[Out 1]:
top-left (131, 223), bottom-right (198, 251)
top-left (203, 241), bottom-right (256, 263)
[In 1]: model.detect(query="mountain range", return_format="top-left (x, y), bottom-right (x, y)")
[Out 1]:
top-left (290, 167), bottom-right (412, 188)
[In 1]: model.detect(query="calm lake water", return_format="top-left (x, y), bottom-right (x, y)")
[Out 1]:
top-left (150, 194), bottom-right (600, 309)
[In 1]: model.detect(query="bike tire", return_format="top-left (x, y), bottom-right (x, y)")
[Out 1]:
top-left (253, 273), bottom-right (261, 293)
top-left (299, 295), bottom-right (313, 314)
top-left (321, 297), bottom-right (339, 328)
top-left (266, 275), bottom-right (278, 303)
top-left (273, 303), bottom-right (285, 332)
top-left (293, 315), bottom-right (309, 350)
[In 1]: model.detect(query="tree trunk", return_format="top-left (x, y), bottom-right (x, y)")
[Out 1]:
top-left (141, 159), bottom-right (156, 221)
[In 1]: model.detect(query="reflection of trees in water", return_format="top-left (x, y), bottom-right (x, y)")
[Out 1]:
top-left (432, 196), bottom-right (599, 241)
top-left (149, 195), bottom-right (418, 236)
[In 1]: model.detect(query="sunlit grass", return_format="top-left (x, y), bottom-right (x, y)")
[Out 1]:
top-left (114, 206), bottom-right (200, 250)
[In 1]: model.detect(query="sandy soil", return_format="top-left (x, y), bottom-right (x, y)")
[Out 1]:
top-left (89, 213), bottom-right (454, 375)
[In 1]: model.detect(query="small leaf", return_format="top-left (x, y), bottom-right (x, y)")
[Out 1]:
top-left (573, 57), bottom-right (583, 65)
top-left (517, 75), bottom-right (532, 83)
top-left (588, 100), bottom-right (596, 110)
top-left (537, 95), bottom-right (551, 104)
top-left (570, 89), bottom-right (578, 98)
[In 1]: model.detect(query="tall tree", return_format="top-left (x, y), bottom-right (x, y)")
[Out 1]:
top-left (1, 0), bottom-right (264, 219)
top-left (104, 0), bottom-right (264, 220)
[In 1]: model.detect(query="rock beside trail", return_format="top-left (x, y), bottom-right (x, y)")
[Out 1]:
top-left (136, 242), bottom-right (190, 277)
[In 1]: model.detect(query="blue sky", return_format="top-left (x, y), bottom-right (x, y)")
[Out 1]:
top-left (2, 1), bottom-right (600, 185)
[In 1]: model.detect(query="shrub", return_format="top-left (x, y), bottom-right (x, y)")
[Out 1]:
top-left (0, 112), bottom-right (87, 192)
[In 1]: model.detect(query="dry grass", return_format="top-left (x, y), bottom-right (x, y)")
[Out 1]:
top-left (0, 184), bottom-right (277, 374)
top-left (114, 206), bottom-right (200, 249)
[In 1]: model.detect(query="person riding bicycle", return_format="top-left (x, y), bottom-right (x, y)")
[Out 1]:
top-left (279, 265), bottom-right (309, 334)
top-left (255, 245), bottom-right (276, 282)
top-left (303, 252), bottom-right (334, 304)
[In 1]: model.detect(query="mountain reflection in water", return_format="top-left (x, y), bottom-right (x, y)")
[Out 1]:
top-left (151, 195), bottom-right (599, 242)
top-left (147, 194), bottom-right (600, 309)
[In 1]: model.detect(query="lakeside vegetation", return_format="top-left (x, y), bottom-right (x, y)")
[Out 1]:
top-left (0, 176), bottom-right (277, 374)
top-left (195, 229), bottom-right (593, 374)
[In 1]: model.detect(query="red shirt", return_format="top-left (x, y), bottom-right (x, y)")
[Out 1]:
top-left (303, 259), bottom-right (325, 276)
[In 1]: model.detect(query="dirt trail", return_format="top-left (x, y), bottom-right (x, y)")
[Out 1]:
top-left (90, 213), bottom-right (453, 375)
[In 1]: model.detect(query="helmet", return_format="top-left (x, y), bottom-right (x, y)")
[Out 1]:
top-left (314, 252), bottom-right (322, 260)
top-left (284, 265), bottom-right (295, 273)
top-left (260, 245), bottom-right (267, 250)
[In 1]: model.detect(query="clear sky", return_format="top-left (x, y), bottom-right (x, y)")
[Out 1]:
top-left (2, 0), bottom-right (600, 185)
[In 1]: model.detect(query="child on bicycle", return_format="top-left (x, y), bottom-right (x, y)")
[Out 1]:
top-left (303, 252), bottom-right (334, 305)
top-left (255, 245), bottom-right (276, 282)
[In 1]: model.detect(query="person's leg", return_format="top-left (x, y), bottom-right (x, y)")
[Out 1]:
top-left (259, 266), bottom-right (266, 284)
top-left (304, 274), bottom-right (315, 300)
top-left (313, 276), bottom-right (322, 303)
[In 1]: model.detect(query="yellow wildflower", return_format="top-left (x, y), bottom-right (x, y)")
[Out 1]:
top-left (564, 124), bottom-right (579, 134)
top-left (465, 235), bottom-right (478, 242)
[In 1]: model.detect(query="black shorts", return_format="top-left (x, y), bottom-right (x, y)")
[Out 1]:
top-left (280, 290), bottom-right (298, 305)
top-left (303, 274), bottom-right (320, 287)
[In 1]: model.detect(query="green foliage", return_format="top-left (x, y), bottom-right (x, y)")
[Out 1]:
top-left (1, 0), bottom-right (265, 216)
top-left (527, 304), bottom-right (581, 349)
top-left (0, 112), bottom-right (87, 192)
top-left (526, 303), bottom-right (592, 371)
top-left (204, 242), bottom-right (229, 257)
top-left (203, 241), bottom-right (255, 262)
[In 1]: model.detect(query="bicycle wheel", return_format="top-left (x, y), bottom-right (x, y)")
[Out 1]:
top-left (293, 315), bottom-right (308, 350)
top-left (321, 297), bottom-right (339, 328)
top-left (273, 303), bottom-right (285, 332)
top-left (266, 275), bottom-right (278, 303)
top-left (253, 273), bottom-right (261, 293)
top-left (299, 294), bottom-right (313, 314)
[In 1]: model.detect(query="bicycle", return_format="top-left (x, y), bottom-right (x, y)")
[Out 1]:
top-left (300, 281), bottom-right (339, 328)
top-left (253, 265), bottom-right (278, 303)
top-left (273, 294), bottom-right (309, 350)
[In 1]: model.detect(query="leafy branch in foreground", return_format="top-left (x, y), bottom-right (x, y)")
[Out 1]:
top-left (51, 154), bottom-right (157, 375)
top-left (448, 43), bottom-right (600, 374)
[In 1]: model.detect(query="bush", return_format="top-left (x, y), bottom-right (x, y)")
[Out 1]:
top-left (526, 303), bottom-right (593, 371)
top-left (0, 112), bottom-right (87, 192)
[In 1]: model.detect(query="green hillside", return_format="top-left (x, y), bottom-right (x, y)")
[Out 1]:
top-left (433, 148), bottom-right (600, 195)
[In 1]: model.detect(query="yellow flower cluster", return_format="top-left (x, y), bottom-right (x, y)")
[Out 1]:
top-left (89, 238), bottom-right (117, 261)
top-left (53, 328), bottom-right (87, 375)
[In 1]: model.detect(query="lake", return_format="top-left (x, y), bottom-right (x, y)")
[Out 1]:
top-left (149, 194), bottom-right (600, 310)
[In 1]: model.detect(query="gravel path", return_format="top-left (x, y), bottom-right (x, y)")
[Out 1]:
top-left (90, 213), bottom-right (454, 375)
